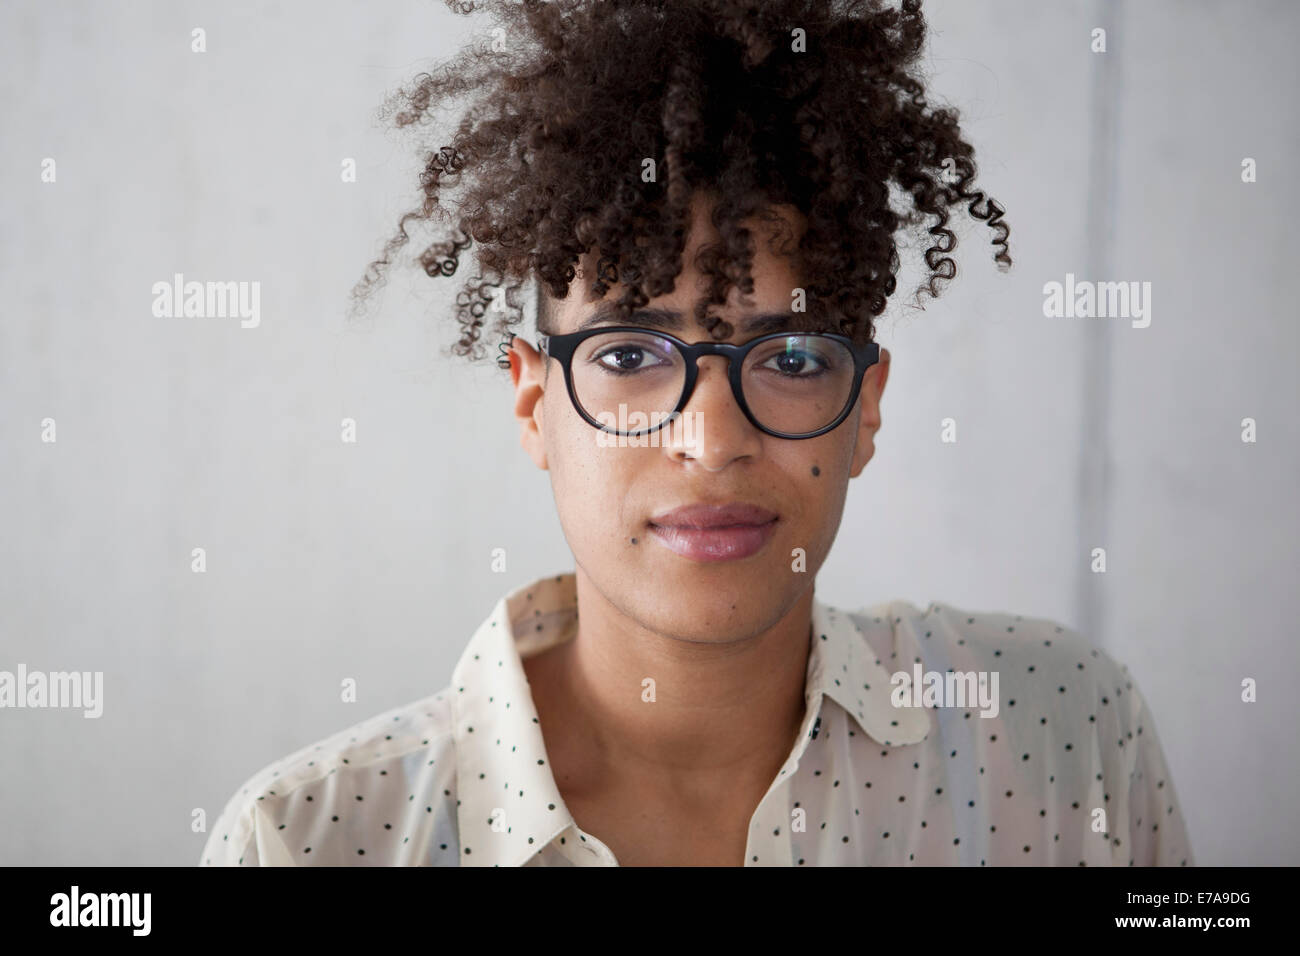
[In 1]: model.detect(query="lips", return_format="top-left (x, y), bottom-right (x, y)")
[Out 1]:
top-left (647, 503), bottom-right (779, 562)
top-left (649, 503), bottom-right (779, 529)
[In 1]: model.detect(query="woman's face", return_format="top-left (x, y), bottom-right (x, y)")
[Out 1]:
top-left (509, 197), bottom-right (890, 642)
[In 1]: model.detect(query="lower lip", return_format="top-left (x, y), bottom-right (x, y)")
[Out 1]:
top-left (647, 520), bottom-right (778, 562)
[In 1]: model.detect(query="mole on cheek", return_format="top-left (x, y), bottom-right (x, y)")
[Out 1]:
top-left (630, 537), bottom-right (638, 544)
top-left (811, 465), bottom-right (821, 477)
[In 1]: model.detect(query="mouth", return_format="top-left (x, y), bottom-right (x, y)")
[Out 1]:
top-left (647, 503), bottom-right (780, 563)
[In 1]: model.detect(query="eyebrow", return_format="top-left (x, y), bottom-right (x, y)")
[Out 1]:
top-left (576, 303), bottom-right (798, 336)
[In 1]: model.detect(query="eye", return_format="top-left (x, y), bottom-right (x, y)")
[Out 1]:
top-left (753, 341), bottom-right (835, 378)
top-left (767, 350), bottom-right (821, 376)
top-left (590, 340), bottom-right (674, 374)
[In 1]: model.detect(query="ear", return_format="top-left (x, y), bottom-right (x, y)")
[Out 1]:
top-left (849, 346), bottom-right (889, 478)
top-left (509, 336), bottom-right (549, 470)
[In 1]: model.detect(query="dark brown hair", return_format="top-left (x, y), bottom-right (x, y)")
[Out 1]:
top-left (349, 0), bottom-right (1011, 364)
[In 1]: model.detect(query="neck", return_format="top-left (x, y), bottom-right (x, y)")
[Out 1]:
top-left (536, 566), bottom-right (814, 800)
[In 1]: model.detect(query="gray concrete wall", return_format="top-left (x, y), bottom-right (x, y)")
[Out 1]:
top-left (0, 0), bottom-right (1293, 865)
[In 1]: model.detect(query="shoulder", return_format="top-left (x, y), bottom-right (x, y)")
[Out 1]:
top-left (859, 597), bottom-right (1141, 718)
top-left (897, 598), bottom-right (1125, 673)
top-left (200, 689), bottom-right (461, 866)
top-left (856, 597), bottom-right (1191, 863)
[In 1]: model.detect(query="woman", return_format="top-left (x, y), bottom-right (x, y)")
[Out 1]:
top-left (203, 0), bottom-right (1191, 867)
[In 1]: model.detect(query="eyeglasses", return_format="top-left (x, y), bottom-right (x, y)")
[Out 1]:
top-left (536, 326), bottom-right (880, 440)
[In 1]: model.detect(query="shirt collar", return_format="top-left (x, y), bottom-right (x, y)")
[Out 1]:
top-left (451, 572), bottom-right (930, 867)
top-left (807, 598), bottom-right (932, 748)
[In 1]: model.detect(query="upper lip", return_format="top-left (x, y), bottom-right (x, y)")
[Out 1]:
top-left (649, 502), bottom-right (779, 529)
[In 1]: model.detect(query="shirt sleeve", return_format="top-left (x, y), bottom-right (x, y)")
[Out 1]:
top-left (1121, 670), bottom-right (1194, 867)
top-left (200, 793), bottom-right (296, 867)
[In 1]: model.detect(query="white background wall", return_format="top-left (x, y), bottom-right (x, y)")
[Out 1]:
top-left (1, 0), bottom-right (1295, 865)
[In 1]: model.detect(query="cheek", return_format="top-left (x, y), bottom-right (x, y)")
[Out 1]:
top-left (776, 432), bottom-right (853, 501)
top-left (769, 440), bottom-right (853, 550)
top-left (545, 416), bottom-right (639, 539)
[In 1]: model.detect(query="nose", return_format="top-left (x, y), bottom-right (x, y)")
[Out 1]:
top-left (661, 354), bottom-right (762, 470)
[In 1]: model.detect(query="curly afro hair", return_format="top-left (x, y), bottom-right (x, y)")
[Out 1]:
top-left (348, 0), bottom-right (1011, 367)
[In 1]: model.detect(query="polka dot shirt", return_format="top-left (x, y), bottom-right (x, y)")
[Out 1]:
top-left (201, 572), bottom-right (1193, 866)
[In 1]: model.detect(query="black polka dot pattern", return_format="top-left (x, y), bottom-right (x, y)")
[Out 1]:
top-left (199, 574), bottom-right (1192, 867)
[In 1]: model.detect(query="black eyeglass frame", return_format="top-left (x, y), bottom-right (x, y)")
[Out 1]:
top-left (536, 326), bottom-right (881, 440)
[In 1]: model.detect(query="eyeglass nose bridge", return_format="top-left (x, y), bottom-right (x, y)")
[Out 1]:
top-left (688, 341), bottom-right (742, 358)
top-left (674, 340), bottom-right (756, 427)
top-left (680, 340), bottom-right (746, 377)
